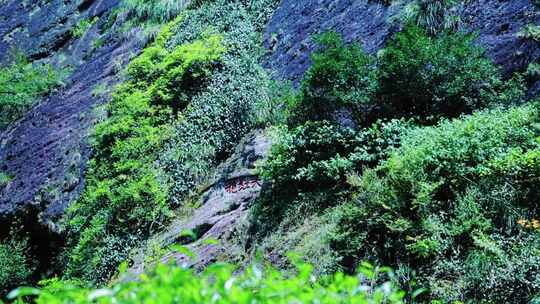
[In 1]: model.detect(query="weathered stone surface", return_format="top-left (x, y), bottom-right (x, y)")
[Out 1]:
top-left (127, 130), bottom-right (271, 277)
top-left (0, 0), bottom-right (141, 228)
top-left (263, 0), bottom-right (398, 84)
top-left (264, 0), bottom-right (539, 91)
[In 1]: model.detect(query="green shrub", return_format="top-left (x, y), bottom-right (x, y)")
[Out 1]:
top-left (288, 31), bottom-right (378, 125)
top-left (251, 119), bottom-right (410, 236)
top-left (0, 172), bottom-right (12, 188)
top-left (289, 27), bottom-right (523, 127)
top-left (0, 237), bottom-right (34, 295)
top-left (0, 54), bottom-right (65, 129)
top-left (71, 17), bottom-right (98, 38)
top-left (328, 104), bottom-right (540, 302)
top-left (377, 25), bottom-right (524, 123)
top-left (526, 62), bottom-right (540, 84)
top-left (518, 24), bottom-right (540, 42)
top-left (64, 22), bottom-right (224, 284)
top-left (10, 260), bottom-right (404, 303)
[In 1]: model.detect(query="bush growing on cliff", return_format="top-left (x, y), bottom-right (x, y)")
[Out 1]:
top-left (377, 25), bottom-right (524, 123)
top-left (287, 31), bottom-right (378, 125)
top-left (0, 236), bottom-right (34, 295)
top-left (0, 54), bottom-right (65, 130)
top-left (289, 26), bottom-right (523, 127)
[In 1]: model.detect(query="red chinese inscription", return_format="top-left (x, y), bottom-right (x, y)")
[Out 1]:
top-left (225, 178), bottom-right (261, 193)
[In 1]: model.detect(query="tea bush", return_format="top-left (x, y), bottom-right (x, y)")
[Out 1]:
top-left (9, 260), bottom-right (404, 303)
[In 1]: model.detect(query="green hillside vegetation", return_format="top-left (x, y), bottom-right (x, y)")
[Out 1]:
top-left (251, 25), bottom-right (536, 302)
top-left (2, 0), bottom-right (539, 303)
top-left (63, 0), bottom-right (280, 285)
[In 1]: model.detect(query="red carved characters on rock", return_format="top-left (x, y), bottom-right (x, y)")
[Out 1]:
top-left (224, 178), bottom-right (261, 193)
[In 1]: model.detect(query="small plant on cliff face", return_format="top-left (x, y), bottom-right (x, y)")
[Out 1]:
top-left (71, 17), bottom-right (98, 39)
top-left (518, 24), bottom-right (540, 42)
top-left (398, 0), bottom-right (461, 35)
top-left (0, 172), bottom-right (12, 188)
top-left (0, 54), bottom-right (65, 130)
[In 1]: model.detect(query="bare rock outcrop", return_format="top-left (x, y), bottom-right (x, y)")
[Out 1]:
top-left (127, 130), bottom-right (271, 277)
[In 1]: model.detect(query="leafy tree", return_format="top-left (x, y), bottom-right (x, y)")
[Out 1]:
top-left (377, 25), bottom-right (524, 123)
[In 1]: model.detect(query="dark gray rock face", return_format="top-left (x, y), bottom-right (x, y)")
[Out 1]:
top-left (0, 0), bottom-right (141, 228)
top-left (462, 0), bottom-right (539, 75)
top-left (264, 0), bottom-right (539, 88)
top-left (0, 0), bottom-right (120, 64)
top-left (263, 0), bottom-right (397, 84)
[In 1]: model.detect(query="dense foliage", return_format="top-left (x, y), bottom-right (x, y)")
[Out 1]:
top-left (252, 119), bottom-right (409, 235)
top-left (159, 0), bottom-right (279, 203)
top-left (7, 261), bottom-right (404, 304)
top-left (251, 23), bottom-right (534, 302)
top-left (0, 54), bottom-right (65, 129)
top-left (376, 25), bottom-right (523, 123)
top-left (5, 0), bottom-right (539, 302)
top-left (288, 31), bottom-right (378, 125)
top-left (64, 20), bottom-right (225, 283)
top-left (289, 25), bottom-right (523, 127)
top-left (0, 237), bottom-right (33, 295)
top-left (63, 0), bottom-right (279, 284)
top-left (329, 105), bottom-right (540, 302)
